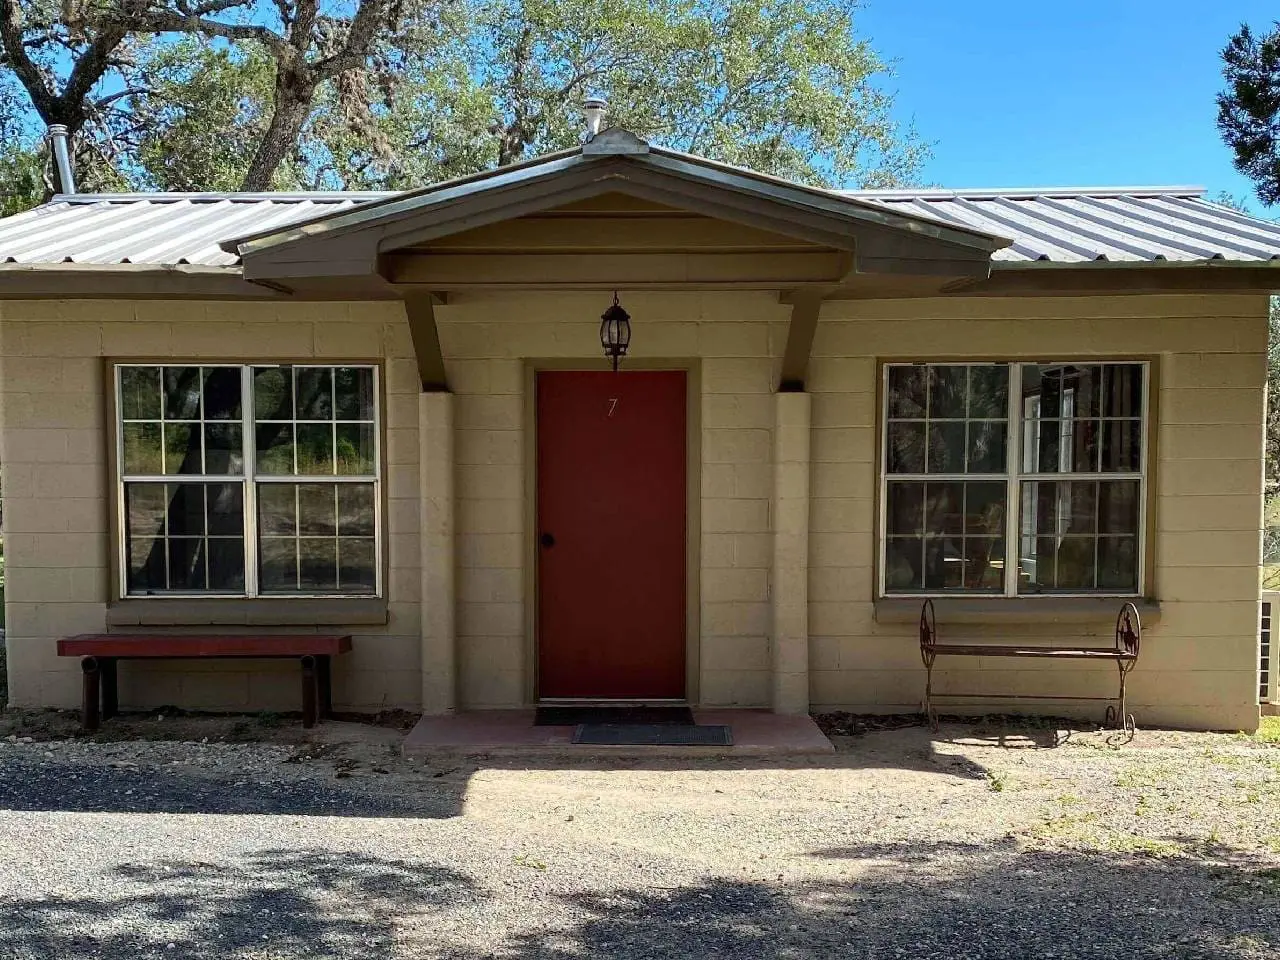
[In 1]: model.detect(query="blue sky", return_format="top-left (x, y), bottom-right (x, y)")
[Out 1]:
top-left (859, 1), bottom-right (1276, 208)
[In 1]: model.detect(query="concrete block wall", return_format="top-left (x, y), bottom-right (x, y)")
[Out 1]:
top-left (435, 291), bottom-right (788, 709)
top-left (0, 299), bottom-right (423, 712)
top-left (810, 294), bottom-right (1267, 730)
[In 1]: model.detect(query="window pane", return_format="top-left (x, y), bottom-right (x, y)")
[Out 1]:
top-left (1025, 480), bottom-right (1097, 536)
top-left (1103, 365), bottom-right (1143, 418)
top-left (163, 423), bottom-right (199, 475)
top-left (127, 537), bottom-right (164, 593)
top-left (260, 538), bottom-right (298, 591)
top-left (167, 537), bottom-right (206, 591)
top-left (1098, 537), bottom-right (1138, 590)
top-left (1059, 365), bottom-right (1102, 419)
top-left (207, 538), bottom-right (246, 591)
top-left (124, 484), bottom-right (166, 539)
top-left (298, 538), bottom-right (338, 591)
top-left (337, 484), bottom-right (376, 537)
top-left (1021, 538), bottom-right (1057, 591)
top-left (924, 482), bottom-right (963, 536)
top-left (120, 367), bottom-right (161, 420)
top-left (964, 538), bottom-right (1004, 591)
top-left (966, 421), bottom-right (1007, 473)
top-left (926, 421), bottom-right (965, 472)
top-left (165, 484), bottom-right (206, 537)
top-left (1101, 420), bottom-right (1141, 472)
top-left (122, 423), bottom-right (162, 475)
top-left (254, 367), bottom-right (293, 420)
top-left (924, 538), bottom-right (964, 589)
top-left (335, 368), bottom-right (375, 421)
top-left (258, 483), bottom-right (296, 536)
top-left (1054, 538), bottom-right (1097, 589)
top-left (203, 423), bottom-right (243, 475)
top-left (1098, 480), bottom-right (1140, 534)
top-left (887, 366), bottom-right (927, 418)
top-left (256, 424), bottom-right (294, 475)
top-left (886, 422), bottom-right (925, 473)
top-left (163, 367), bottom-right (201, 420)
top-left (338, 538), bottom-right (376, 592)
top-left (298, 484), bottom-right (337, 536)
top-left (885, 538), bottom-right (923, 590)
top-left (928, 366), bottom-right (967, 418)
top-left (202, 367), bottom-right (242, 419)
top-left (336, 423), bottom-right (376, 475)
top-left (296, 367), bottom-right (333, 421)
top-left (967, 365), bottom-right (1009, 418)
top-left (965, 482), bottom-right (1006, 537)
top-left (1023, 366), bottom-right (1064, 419)
top-left (206, 483), bottom-right (244, 536)
top-left (296, 424), bottom-right (334, 475)
top-left (1024, 420), bottom-right (1099, 473)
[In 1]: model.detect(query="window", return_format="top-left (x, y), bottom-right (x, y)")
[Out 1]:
top-left (881, 362), bottom-right (1146, 596)
top-left (116, 364), bottom-right (380, 598)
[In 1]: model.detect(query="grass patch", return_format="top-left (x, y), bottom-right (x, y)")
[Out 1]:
top-left (1253, 717), bottom-right (1280, 744)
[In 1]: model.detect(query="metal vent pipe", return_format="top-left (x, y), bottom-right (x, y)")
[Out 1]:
top-left (47, 124), bottom-right (76, 195)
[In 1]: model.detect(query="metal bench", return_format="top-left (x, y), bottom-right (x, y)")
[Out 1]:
top-left (918, 600), bottom-right (1141, 733)
top-left (56, 634), bottom-right (353, 731)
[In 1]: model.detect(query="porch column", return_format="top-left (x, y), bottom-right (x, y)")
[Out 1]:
top-left (771, 391), bottom-right (811, 714)
top-left (420, 391), bottom-right (456, 714)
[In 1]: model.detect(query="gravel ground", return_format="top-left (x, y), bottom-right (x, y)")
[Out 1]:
top-left (0, 717), bottom-right (1277, 959)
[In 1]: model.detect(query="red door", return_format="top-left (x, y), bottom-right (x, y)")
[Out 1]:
top-left (537, 371), bottom-right (687, 699)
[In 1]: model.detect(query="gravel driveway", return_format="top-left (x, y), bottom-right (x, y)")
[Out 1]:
top-left (0, 718), bottom-right (1277, 959)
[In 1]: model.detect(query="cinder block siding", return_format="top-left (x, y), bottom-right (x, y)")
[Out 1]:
top-left (435, 291), bottom-right (789, 708)
top-left (809, 294), bottom-right (1267, 730)
top-left (0, 300), bottom-right (423, 712)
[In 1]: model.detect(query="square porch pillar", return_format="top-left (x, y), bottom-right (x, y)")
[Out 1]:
top-left (771, 391), bottom-right (811, 714)
top-left (420, 391), bottom-right (456, 714)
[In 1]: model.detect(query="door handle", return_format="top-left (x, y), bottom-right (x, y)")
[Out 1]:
top-left (540, 532), bottom-right (556, 548)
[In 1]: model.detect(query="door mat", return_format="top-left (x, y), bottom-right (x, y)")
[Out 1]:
top-left (535, 705), bottom-right (694, 726)
top-left (573, 723), bottom-right (733, 746)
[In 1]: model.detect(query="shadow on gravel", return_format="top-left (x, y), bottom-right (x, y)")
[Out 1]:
top-left (0, 848), bottom-right (478, 960)
top-left (477, 845), bottom-right (1280, 959)
top-left (0, 753), bottom-right (466, 818)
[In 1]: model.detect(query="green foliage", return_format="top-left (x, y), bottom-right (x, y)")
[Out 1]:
top-left (0, 0), bottom-right (925, 197)
top-left (1220, 23), bottom-right (1280, 205)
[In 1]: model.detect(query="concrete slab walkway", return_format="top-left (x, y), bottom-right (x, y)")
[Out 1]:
top-left (401, 709), bottom-right (834, 758)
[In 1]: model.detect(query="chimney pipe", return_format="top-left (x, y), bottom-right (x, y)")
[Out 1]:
top-left (583, 97), bottom-right (607, 141)
top-left (47, 124), bottom-right (75, 195)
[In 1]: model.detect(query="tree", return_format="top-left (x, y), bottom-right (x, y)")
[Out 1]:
top-left (0, 0), bottom-right (445, 191)
top-left (1219, 21), bottom-right (1280, 204)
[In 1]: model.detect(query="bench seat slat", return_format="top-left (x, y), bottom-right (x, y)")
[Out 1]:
top-left (57, 634), bottom-right (353, 658)
top-left (924, 643), bottom-right (1133, 660)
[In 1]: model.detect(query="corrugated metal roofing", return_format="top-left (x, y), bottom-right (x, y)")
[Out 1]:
top-left (849, 187), bottom-right (1280, 263)
top-left (1, 185), bottom-right (1278, 268)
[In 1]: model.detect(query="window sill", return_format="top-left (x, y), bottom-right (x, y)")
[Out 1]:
top-left (874, 596), bottom-right (1160, 626)
top-left (106, 597), bottom-right (389, 627)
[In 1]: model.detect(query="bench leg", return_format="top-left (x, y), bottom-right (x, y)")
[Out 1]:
top-left (300, 655), bottom-right (318, 729)
top-left (81, 657), bottom-right (101, 732)
top-left (923, 652), bottom-right (938, 732)
top-left (101, 658), bottom-right (118, 721)
top-left (316, 655), bottom-right (333, 719)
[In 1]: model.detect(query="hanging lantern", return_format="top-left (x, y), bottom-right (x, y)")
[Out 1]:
top-left (599, 292), bottom-right (631, 372)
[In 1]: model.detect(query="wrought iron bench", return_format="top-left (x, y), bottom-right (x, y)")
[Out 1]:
top-left (918, 600), bottom-right (1141, 733)
top-left (56, 634), bottom-right (353, 731)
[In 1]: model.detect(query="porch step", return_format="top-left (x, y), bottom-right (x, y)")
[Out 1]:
top-left (573, 723), bottom-right (731, 746)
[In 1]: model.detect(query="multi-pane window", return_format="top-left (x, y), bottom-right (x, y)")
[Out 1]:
top-left (881, 362), bottom-right (1146, 596)
top-left (116, 364), bottom-right (380, 598)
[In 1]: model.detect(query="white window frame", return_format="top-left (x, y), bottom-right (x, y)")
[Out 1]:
top-left (114, 363), bottom-right (383, 600)
top-left (878, 360), bottom-right (1148, 599)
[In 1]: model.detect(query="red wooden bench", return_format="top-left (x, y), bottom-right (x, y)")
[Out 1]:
top-left (919, 600), bottom-right (1142, 733)
top-left (56, 634), bottom-right (353, 731)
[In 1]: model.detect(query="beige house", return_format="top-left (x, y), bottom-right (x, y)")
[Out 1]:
top-left (0, 128), bottom-right (1275, 731)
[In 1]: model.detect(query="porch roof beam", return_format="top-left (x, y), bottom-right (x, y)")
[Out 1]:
top-left (778, 291), bottom-right (823, 392)
top-left (399, 289), bottom-right (449, 392)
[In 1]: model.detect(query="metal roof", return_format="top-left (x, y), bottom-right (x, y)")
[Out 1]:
top-left (848, 187), bottom-right (1280, 263)
top-left (1, 183), bottom-right (1278, 268)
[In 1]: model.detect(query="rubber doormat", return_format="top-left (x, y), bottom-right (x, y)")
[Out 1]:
top-left (535, 705), bottom-right (694, 726)
top-left (572, 723), bottom-right (733, 746)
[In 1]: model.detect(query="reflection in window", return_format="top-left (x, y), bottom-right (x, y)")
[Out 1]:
top-left (882, 361), bottom-right (1146, 597)
top-left (116, 364), bottom-right (380, 598)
